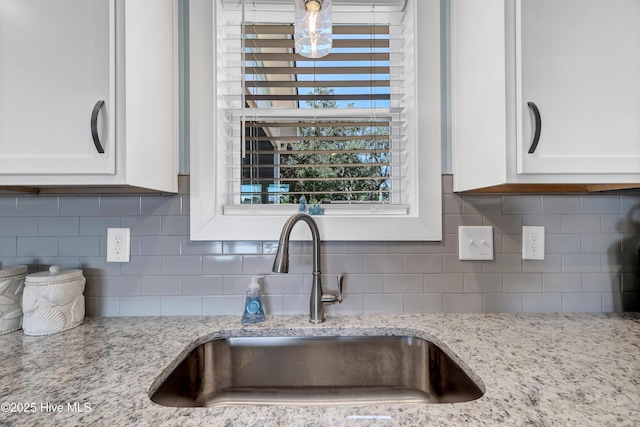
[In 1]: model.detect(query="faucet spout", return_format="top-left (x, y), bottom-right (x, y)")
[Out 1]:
top-left (272, 212), bottom-right (341, 323)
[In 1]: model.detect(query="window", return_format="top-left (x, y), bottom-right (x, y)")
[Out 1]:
top-left (235, 18), bottom-right (401, 208)
top-left (189, 0), bottom-right (442, 241)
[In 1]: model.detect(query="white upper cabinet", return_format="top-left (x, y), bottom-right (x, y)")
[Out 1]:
top-left (0, 0), bottom-right (178, 192)
top-left (452, 0), bottom-right (640, 192)
top-left (0, 0), bottom-right (114, 175)
top-left (518, 0), bottom-right (640, 175)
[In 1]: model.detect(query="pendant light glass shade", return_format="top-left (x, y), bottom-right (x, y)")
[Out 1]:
top-left (294, 0), bottom-right (332, 58)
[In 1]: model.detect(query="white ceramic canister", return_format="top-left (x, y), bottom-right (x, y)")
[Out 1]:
top-left (0, 261), bottom-right (28, 335)
top-left (22, 265), bottom-right (86, 336)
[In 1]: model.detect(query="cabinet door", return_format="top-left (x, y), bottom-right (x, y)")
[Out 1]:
top-left (517, 0), bottom-right (640, 175)
top-left (0, 0), bottom-right (115, 175)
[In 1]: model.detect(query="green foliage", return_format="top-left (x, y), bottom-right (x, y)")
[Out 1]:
top-left (281, 88), bottom-right (391, 203)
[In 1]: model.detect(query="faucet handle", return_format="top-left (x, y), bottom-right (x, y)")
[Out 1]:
top-left (321, 274), bottom-right (344, 305)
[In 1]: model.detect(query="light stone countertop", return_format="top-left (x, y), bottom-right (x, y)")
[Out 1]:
top-left (1, 313), bottom-right (639, 426)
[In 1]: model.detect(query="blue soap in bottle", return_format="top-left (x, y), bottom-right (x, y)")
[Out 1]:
top-left (242, 275), bottom-right (266, 324)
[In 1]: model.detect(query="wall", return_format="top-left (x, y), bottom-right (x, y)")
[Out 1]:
top-left (0, 175), bottom-right (638, 316)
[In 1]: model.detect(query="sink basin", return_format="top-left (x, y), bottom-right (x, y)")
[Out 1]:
top-left (149, 335), bottom-right (484, 407)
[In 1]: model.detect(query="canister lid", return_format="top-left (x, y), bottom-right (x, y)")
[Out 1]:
top-left (0, 261), bottom-right (28, 278)
top-left (25, 265), bottom-right (84, 283)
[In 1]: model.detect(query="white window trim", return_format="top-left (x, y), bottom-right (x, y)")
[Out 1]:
top-left (189, 0), bottom-right (441, 241)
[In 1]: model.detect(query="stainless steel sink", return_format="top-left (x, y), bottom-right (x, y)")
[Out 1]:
top-left (149, 335), bottom-right (484, 407)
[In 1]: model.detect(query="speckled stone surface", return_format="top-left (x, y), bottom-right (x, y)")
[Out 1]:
top-left (1, 313), bottom-right (639, 426)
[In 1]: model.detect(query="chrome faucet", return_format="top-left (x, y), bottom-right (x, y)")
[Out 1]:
top-left (272, 212), bottom-right (343, 323)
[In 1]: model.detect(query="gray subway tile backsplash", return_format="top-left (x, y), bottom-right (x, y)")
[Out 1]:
top-left (403, 294), bottom-right (443, 314)
top-left (483, 254), bottom-right (523, 273)
top-left (581, 233), bottom-right (621, 253)
top-left (502, 234), bottom-right (522, 254)
top-left (522, 293), bottom-right (562, 313)
top-left (58, 237), bottom-right (100, 257)
top-left (502, 195), bottom-right (542, 214)
top-left (443, 254), bottom-right (484, 274)
top-left (119, 296), bottom-right (161, 316)
top-left (17, 197), bottom-right (59, 217)
top-left (461, 195), bottom-right (502, 214)
top-left (141, 276), bottom-right (182, 296)
top-left (161, 255), bottom-right (202, 276)
top-left (182, 275), bottom-right (223, 295)
top-left (0, 217), bottom-right (39, 236)
top-left (403, 254), bottom-right (443, 274)
top-left (59, 197), bottom-right (101, 217)
top-left (581, 195), bottom-right (621, 214)
top-left (17, 237), bottom-right (59, 256)
top-left (482, 213), bottom-right (523, 234)
top-left (80, 217), bottom-right (121, 236)
top-left (140, 235), bottom-right (181, 256)
top-left (120, 256), bottom-right (162, 276)
top-left (562, 292), bottom-right (602, 313)
top-left (181, 237), bottom-right (223, 255)
top-left (262, 274), bottom-right (307, 294)
top-left (542, 273), bottom-right (582, 293)
top-left (223, 240), bottom-right (263, 255)
top-left (383, 274), bottom-right (424, 294)
top-left (463, 273), bottom-right (503, 293)
top-left (541, 195), bottom-right (581, 214)
top-left (38, 217), bottom-right (79, 237)
top-left (339, 274), bottom-right (384, 294)
top-left (545, 234), bottom-right (581, 253)
top-left (0, 237), bottom-right (16, 257)
top-left (101, 276), bottom-right (141, 297)
top-left (121, 216), bottom-right (162, 236)
top-left (161, 296), bottom-right (203, 316)
top-left (202, 255), bottom-right (244, 275)
top-left (562, 214), bottom-right (602, 233)
top-left (424, 274), bottom-right (464, 293)
top-left (99, 196), bottom-right (141, 216)
top-left (0, 175), bottom-right (638, 316)
top-left (522, 254), bottom-right (563, 273)
top-left (561, 253), bottom-right (602, 273)
top-left (503, 273), bottom-right (543, 293)
top-left (0, 197), bottom-right (17, 216)
top-left (241, 255), bottom-right (275, 275)
top-left (141, 195), bottom-right (183, 216)
top-left (202, 295), bottom-right (243, 315)
top-left (363, 294), bottom-right (404, 314)
top-left (363, 254), bottom-right (404, 274)
top-left (161, 216), bottom-right (188, 236)
top-left (282, 294), bottom-right (310, 314)
top-left (319, 253), bottom-right (361, 274)
top-left (582, 273), bottom-right (621, 292)
top-left (443, 293), bottom-right (483, 313)
top-left (483, 293), bottom-right (523, 313)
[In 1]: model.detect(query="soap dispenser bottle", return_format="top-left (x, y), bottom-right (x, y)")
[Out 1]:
top-left (242, 275), bottom-right (266, 324)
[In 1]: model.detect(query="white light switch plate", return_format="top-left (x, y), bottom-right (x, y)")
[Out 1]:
top-left (458, 226), bottom-right (494, 260)
top-left (522, 226), bottom-right (545, 260)
top-left (107, 228), bottom-right (130, 263)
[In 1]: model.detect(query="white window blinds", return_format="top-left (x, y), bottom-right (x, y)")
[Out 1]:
top-left (217, 0), bottom-right (412, 210)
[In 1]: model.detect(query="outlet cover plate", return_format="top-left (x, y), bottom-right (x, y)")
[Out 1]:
top-left (107, 228), bottom-right (131, 263)
top-left (458, 226), bottom-right (494, 260)
top-left (522, 226), bottom-right (545, 260)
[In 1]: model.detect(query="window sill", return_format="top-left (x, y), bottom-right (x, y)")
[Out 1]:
top-left (222, 204), bottom-right (409, 216)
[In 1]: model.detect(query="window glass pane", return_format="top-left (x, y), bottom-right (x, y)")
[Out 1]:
top-left (239, 21), bottom-right (403, 205)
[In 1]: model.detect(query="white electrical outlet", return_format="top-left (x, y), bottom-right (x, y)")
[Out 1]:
top-left (107, 228), bottom-right (130, 262)
top-left (522, 226), bottom-right (545, 260)
top-left (458, 226), bottom-right (494, 260)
